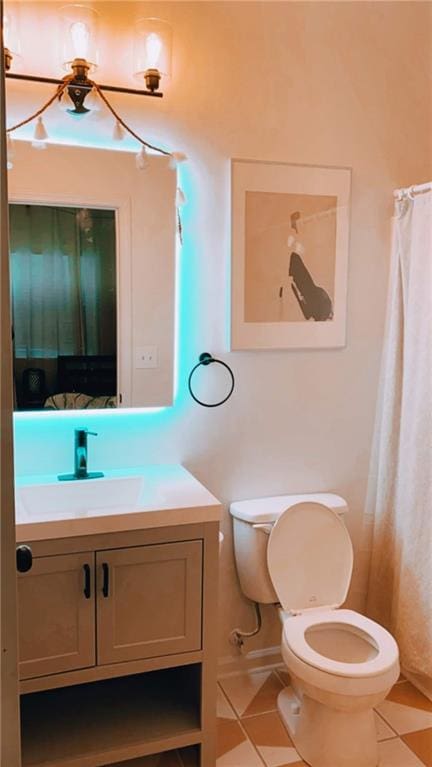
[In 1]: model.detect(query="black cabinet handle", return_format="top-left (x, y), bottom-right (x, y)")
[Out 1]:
top-left (83, 564), bottom-right (91, 599)
top-left (102, 562), bottom-right (109, 598)
top-left (16, 545), bottom-right (33, 573)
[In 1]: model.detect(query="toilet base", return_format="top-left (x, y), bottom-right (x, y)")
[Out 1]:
top-left (278, 686), bottom-right (379, 767)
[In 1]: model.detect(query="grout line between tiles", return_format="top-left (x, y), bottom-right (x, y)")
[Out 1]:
top-left (236, 717), bottom-right (267, 767)
top-left (217, 681), bottom-right (239, 719)
top-left (240, 705), bottom-right (280, 720)
top-left (374, 708), bottom-right (400, 740)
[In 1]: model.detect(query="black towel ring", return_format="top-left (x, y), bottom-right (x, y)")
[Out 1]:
top-left (188, 352), bottom-right (235, 408)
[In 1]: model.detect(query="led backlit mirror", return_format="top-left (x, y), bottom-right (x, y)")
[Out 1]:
top-left (9, 141), bottom-right (177, 411)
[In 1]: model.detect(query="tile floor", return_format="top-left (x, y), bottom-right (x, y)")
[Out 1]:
top-left (217, 668), bottom-right (432, 766)
top-left (109, 670), bottom-right (432, 766)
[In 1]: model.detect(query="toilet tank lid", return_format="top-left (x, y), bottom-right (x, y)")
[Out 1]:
top-left (229, 493), bottom-right (348, 524)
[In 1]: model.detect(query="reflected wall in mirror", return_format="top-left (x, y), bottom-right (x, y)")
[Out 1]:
top-left (9, 141), bottom-right (177, 411)
top-left (10, 204), bottom-right (117, 411)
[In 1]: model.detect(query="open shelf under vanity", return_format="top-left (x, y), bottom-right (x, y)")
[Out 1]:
top-left (21, 666), bottom-right (202, 767)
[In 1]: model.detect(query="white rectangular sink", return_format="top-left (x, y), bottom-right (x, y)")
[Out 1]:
top-left (16, 475), bottom-right (145, 517)
top-left (15, 465), bottom-right (222, 541)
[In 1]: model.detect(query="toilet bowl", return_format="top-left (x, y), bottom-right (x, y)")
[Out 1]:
top-left (229, 493), bottom-right (400, 767)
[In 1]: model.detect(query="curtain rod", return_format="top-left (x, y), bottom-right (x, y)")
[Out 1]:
top-left (394, 181), bottom-right (432, 199)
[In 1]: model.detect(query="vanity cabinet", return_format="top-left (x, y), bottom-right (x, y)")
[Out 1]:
top-left (15, 466), bottom-right (221, 767)
top-left (18, 540), bottom-right (203, 679)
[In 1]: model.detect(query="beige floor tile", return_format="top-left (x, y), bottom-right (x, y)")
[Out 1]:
top-left (242, 711), bottom-right (295, 748)
top-left (217, 684), bottom-right (237, 719)
top-left (219, 671), bottom-right (284, 718)
top-left (387, 682), bottom-right (432, 713)
top-left (241, 711), bottom-right (302, 766)
top-left (375, 711), bottom-right (397, 741)
top-left (217, 717), bottom-right (248, 759)
top-left (402, 728), bottom-right (432, 767)
top-left (377, 699), bottom-right (432, 735)
top-left (216, 734), bottom-right (264, 766)
top-left (378, 737), bottom-right (426, 766)
top-left (377, 681), bottom-right (432, 735)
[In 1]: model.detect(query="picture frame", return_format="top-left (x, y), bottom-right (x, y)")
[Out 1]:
top-left (231, 159), bottom-right (351, 350)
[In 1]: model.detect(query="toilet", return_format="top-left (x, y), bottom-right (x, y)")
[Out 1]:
top-left (230, 493), bottom-right (399, 767)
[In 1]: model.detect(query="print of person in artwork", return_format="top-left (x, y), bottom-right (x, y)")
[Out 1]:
top-left (281, 211), bottom-right (334, 322)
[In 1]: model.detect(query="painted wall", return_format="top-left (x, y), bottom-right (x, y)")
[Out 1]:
top-left (8, 1), bottom-right (432, 665)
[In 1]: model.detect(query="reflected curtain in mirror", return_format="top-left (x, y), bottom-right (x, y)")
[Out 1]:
top-left (9, 204), bottom-right (116, 409)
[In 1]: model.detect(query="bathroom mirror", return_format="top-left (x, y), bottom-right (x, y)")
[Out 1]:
top-left (9, 141), bottom-right (177, 410)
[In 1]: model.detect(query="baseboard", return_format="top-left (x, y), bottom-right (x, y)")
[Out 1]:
top-left (218, 645), bottom-right (283, 679)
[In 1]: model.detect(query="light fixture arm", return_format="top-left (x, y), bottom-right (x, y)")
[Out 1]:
top-left (5, 71), bottom-right (163, 99)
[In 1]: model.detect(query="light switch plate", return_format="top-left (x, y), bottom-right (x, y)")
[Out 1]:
top-left (135, 346), bottom-right (158, 369)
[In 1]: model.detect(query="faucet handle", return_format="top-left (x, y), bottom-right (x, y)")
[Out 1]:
top-left (75, 428), bottom-right (98, 437)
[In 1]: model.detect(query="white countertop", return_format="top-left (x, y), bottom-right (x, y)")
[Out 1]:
top-left (15, 465), bottom-right (222, 542)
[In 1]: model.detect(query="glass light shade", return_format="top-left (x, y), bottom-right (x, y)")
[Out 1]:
top-left (59, 4), bottom-right (99, 72)
top-left (3, 2), bottom-right (21, 58)
top-left (133, 18), bottom-right (172, 81)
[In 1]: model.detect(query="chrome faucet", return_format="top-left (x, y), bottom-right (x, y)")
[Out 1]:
top-left (58, 428), bottom-right (104, 481)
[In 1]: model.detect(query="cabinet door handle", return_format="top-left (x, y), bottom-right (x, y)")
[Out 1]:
top-left (83, 564), bottom-right (91, 599)
top-left (102, 562), bottom-right (109, 597)
top-left (16, 545), bottom-right (33, 573)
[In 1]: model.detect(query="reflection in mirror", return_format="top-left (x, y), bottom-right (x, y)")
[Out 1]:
top-left (10, 203), bottom-right (118, 411)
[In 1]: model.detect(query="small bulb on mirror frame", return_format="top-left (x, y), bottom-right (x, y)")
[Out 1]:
top-left (32, 116), bottom-right (49, 149)
top-left (176, 187), bottom-right (186, 207)
top-left (112, 120), bottom-right (124, 141)
top-left (136, 146), bottom-right (149, 170)
top-left (168, 151), bottom-right (188, 170)
top-left (6, 133), bottom-right (15, 169)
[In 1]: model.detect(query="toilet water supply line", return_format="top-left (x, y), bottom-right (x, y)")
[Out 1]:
top-left (230, 602), bottom-right (262, 648)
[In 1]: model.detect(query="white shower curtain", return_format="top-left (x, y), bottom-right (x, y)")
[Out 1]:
top-left (366, 190), bottom-right (432, 692)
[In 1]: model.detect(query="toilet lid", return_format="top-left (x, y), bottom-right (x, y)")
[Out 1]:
top-left (267, 502), bottom-right (353, 613)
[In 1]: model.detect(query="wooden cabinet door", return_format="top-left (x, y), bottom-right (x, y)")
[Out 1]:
top-left (18, 553), bottom-right (96, 680)
top-left (96, 541), bottom-right (202, 665)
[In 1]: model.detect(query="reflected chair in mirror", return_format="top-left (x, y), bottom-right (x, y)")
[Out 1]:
top-left (21, 367), bottom-right (47, 410)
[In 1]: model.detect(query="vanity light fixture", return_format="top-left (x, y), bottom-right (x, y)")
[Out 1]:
top-left (3, 3), bottom-right (188, 214)
top-left (4, 4), bottom-right (170, 114)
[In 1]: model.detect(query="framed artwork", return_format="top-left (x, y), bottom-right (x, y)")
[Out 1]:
top-left (231, 159), bottom-right (351, 350)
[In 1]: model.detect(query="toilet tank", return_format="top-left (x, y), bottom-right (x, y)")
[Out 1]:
top-left (229, 493), bottom-right (348, 604)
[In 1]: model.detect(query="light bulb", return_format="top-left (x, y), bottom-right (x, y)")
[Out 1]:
top-left (169, 151), bottom-right (188, 170)
top-left (145, 32), bottom-right (162, 69)
top-left (112, 120), bottom-right (124, 141)
top-left (70, 20), bottom-right (90, 59)
top-left (176, 188), bottom-right (186, 207)
top-left (6, 134), bottom-right (14, 170)
top-left (136, 146), bottom-right (149, 170)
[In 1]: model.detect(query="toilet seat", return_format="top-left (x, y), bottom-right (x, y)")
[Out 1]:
top-left (267, 501), bottom-right (354, 613)
top-left (283, 608), bottom-right (399, 678)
